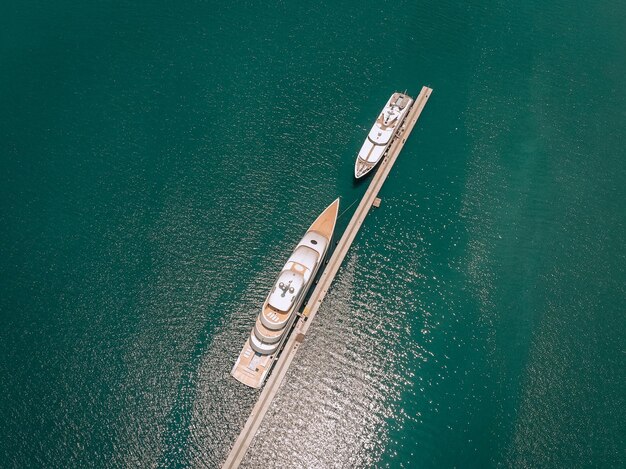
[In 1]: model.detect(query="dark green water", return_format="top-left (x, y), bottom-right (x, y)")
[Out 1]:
top-left (1, 0), bottom-right (625, 467)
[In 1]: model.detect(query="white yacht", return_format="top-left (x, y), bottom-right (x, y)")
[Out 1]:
top-left (354, 92), bottom-right (413, 178)
top-left (231, 198), bottom-right (340, 388)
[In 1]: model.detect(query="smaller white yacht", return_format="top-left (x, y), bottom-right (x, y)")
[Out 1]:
top-left (231, 198), bottom-right (340, 389)
top-left (354, 92), bottom-right (413, 179)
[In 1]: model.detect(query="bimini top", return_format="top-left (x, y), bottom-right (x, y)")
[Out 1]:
top-left (268, 270), bottom-right (304, 312)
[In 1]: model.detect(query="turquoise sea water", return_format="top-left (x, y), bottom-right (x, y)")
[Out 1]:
top-left (1, 0), bottom-right (625, 467)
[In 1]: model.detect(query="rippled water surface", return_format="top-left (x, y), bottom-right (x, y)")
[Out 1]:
top-left (1, 0), bottom-right (625, 467)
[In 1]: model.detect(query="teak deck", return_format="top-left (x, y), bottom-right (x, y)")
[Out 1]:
top-left (222, 86), bottom-right (433, 468)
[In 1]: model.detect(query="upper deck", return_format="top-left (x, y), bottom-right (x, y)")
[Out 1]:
top-left (360, 92), bottom-right (413, 151)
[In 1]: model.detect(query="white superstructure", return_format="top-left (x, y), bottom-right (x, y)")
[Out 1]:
top-left (231, 199), bottom-right (340, 388)
top-left (354, 92), bottom-right (413, 178)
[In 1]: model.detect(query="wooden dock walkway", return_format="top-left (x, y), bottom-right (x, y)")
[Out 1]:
top-left (222, 86), bottom-right (433, 468)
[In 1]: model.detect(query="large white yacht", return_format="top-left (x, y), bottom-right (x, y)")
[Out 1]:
top-left (231, 198), bottom-right (340, 388)
top-left (354, 92), bottom-right (413, 178)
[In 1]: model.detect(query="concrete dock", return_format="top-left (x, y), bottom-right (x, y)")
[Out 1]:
top-left (222, 86), bottom-right (433, 468)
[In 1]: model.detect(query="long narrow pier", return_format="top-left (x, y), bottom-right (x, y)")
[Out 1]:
top-left (222, 86), bottom-right (432, 468)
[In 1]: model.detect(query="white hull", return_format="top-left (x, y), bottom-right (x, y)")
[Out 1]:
top-left (231, 199), bottom-right (340, 388)
top-left (354, 92), bottom-right (413, 178)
